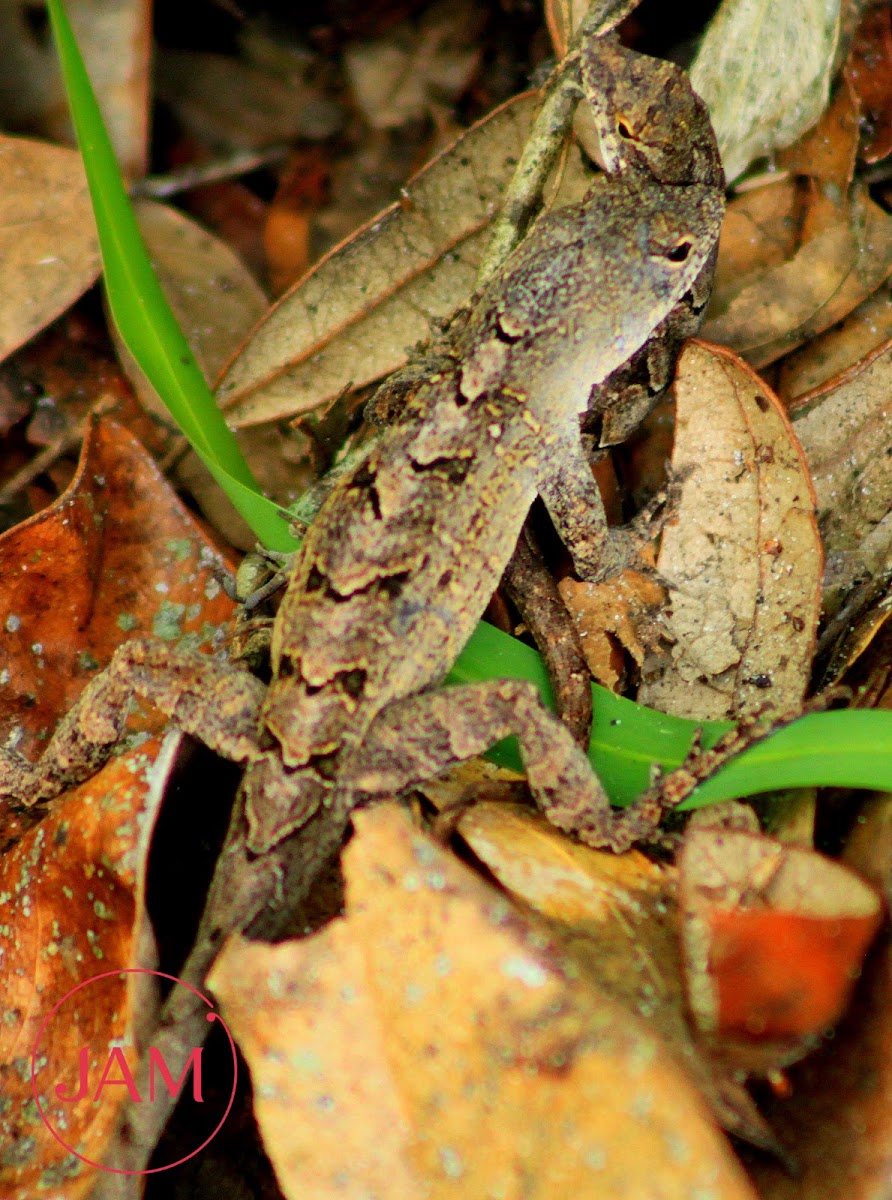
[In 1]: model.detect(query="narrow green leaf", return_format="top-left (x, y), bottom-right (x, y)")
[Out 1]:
top-left (450, 621), bottom-right (892, 807)
top-left (46, 0), bottom-right (297, 552)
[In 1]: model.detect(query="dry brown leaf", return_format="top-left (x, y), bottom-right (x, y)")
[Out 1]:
top-left (789, 336), bottom-right (892, 617)
top-left (216, 93), bottom-right (590, 427)
top-left (679, 827), bottom-right (884, 1073)
top-left (702, 190), bottom-right (892, 367)
top-left (0, 0), bottom-right (150, 178)
top-left (558, 568), bottom-right (664, 691)
top-left (709, 177), bottom-right (801, 318)
top-left (639, 340), bottom-right (822, 722)
top-left (211, 803), bottom-right (757, 1200)
top-left (0, 136), bottom-right (101, 366)
top-left (776, 281), bottom-right (892, 401)
top-left (690, 0), bottom-right (842, 183)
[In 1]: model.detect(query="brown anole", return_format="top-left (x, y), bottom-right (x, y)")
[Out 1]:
top-left (2, 23), bottom-right (724, 1175)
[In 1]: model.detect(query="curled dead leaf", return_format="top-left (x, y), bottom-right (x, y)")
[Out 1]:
top-left (558, 567), bottom-right (664, 692)
top-left (679, 827), bottom-right (884, 1069)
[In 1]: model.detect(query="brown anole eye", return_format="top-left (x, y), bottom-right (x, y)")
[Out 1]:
top-left (617, 118), bottom-right (634, 139)
top-left (665, 239), bottom-right (693, 263)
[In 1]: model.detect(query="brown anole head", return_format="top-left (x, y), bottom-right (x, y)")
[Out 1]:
top-left (582, 38), bottom-right (725, 190)
top-left (459, 178), bottom-right (724, 422)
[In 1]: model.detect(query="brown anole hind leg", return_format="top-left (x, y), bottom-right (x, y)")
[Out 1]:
top-left (0, 638), bottom-right (266, 807)
top-left (351, 679), bottom-right (672, 853)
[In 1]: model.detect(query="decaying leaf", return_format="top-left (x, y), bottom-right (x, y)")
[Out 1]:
top-left (0, 732), bottom-right (179, 1199)
top-left (709, 177), bottom-right (801, 318)
top-left (690, 0), bottom-right (842, 183)
top-left (0, 135), bottom-right (100, 366)
top-left (0, 416), bottom-right (239, 1190)
top-left (639, 340), bottom-right (822, 722)
top-left (789, 336), bottom-right (892, 619)
top-left (702, 189), bottom-right (892, 367)
top-left (210, 803), bottom-right (758, 1200)
top-left (679, 826), bottom-right (884, 1071)
top-left (216, 94), bottom-right (590, 427)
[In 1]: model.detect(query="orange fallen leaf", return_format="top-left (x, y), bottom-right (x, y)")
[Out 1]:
top-left (0, 733), bottom-right (178, 1198)
top-left (0, 416), bottom-right (239, 1191)
top-left (210, 803), bottom-right (758, 1200)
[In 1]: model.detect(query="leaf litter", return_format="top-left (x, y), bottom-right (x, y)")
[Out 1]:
top-left (1, 1), bottom-right (892, 1196)
top-left (0, 417), bottom-right (237, 1197)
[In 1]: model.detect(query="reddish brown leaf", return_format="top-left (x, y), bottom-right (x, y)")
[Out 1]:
top-left (0, 417), bottom-right (235, 758)
top-left (0, 734), bottom-right (179, 1198)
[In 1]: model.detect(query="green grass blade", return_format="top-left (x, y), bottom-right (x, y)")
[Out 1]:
top-left (47, 0), bottom-right (296, 551)
top-left (682, 708), bottom-right (892, 808)
top-left (450, 621), bottom-right (892, 807)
